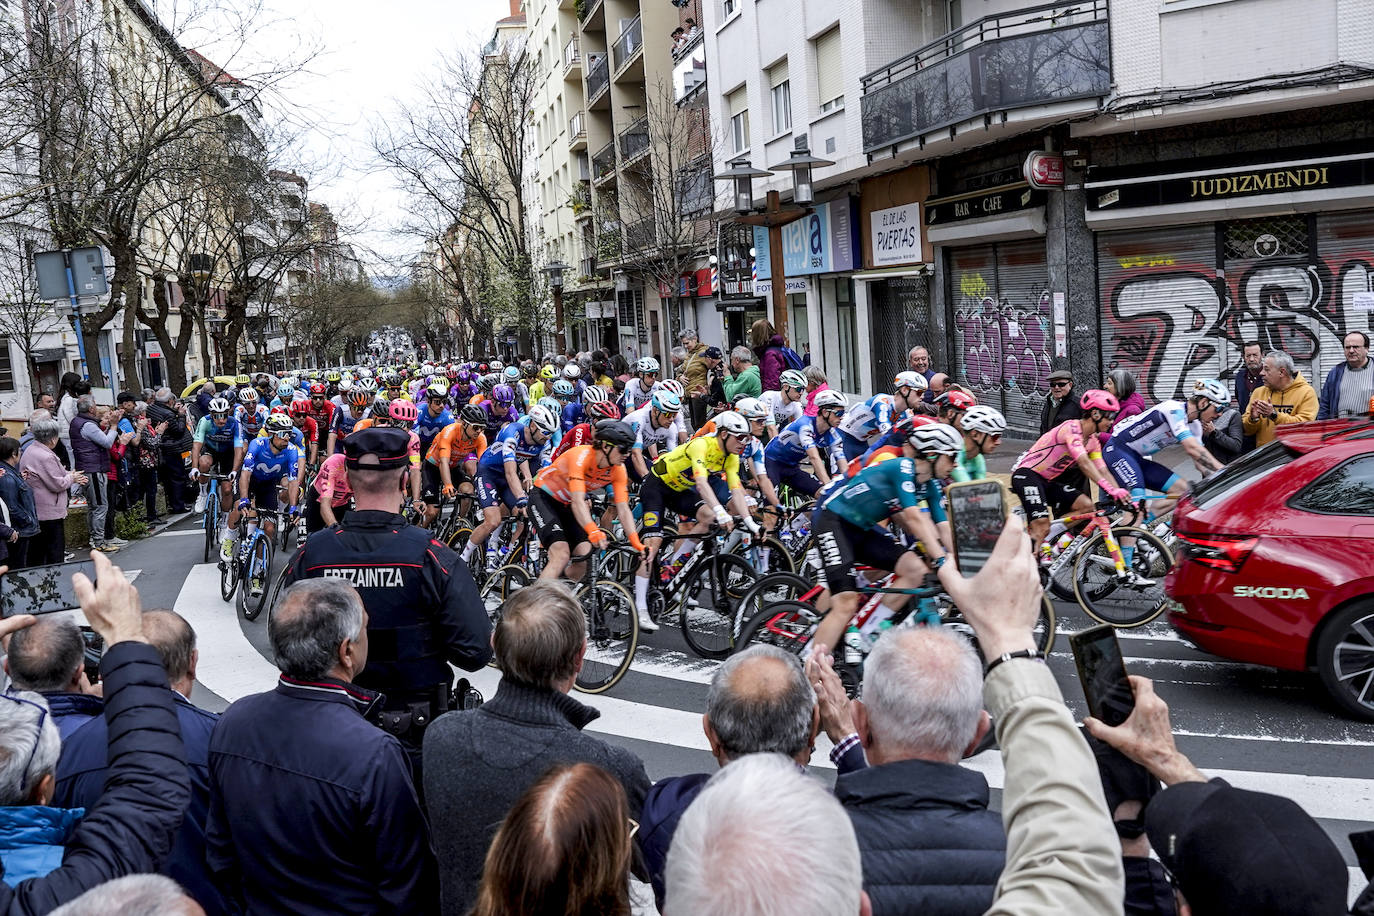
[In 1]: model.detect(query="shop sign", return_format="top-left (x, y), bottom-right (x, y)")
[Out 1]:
top-left (754, 197), bottom-right (857, 279)
top-left (752, 277), bottom-right (811, 295)
top-left (719, 267), bottom-right (755, 299)
top-left (869, 202), bottom-right (923, 267)
top-left (144, 342), bottom-right (163, 359)
top-left (925, 182), bottom-right (1045, 226)
top-left (1024, 152), bottom-right (1065, 189)
top-left (1087, 153), bottom-right (1374, 210)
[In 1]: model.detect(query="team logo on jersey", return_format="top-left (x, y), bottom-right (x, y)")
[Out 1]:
top-left (642, 511), bottom-right (659, 528)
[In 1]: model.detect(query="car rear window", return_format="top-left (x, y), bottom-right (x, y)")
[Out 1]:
top-left (1291, 453), bottom-right (1374, 515)
top-left (1189, 440), bottom-right (1297, 509)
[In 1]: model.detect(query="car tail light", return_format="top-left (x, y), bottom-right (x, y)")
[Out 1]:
top-left (1176, 532), bottom-right (1259, 573)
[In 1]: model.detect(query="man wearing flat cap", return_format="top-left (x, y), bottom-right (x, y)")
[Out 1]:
top-left (1039, 368), bottom-right (1084, 435)
top-left (284, 426), bottom-right (491, 781)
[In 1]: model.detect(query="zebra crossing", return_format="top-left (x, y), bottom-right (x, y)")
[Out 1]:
top-left (172, 562), bottom-right (1374, 904)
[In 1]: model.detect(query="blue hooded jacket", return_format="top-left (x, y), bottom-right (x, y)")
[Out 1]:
top-left (0, 808), bottom-right (83, 884)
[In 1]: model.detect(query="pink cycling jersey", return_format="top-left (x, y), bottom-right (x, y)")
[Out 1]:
top-left (312, 452), bottom-right (353, 508)
top-left (1013, 419), bottom-right (1110, 480)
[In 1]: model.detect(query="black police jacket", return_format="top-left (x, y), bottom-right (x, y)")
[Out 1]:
top-left (285, 510), bottom-right (492, 701)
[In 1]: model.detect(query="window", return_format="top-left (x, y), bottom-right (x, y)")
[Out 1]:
top-left (768, 61), bottom-right (791, 134)
top-left (727, 85), bottom-right (749, 153)
top-left (720, 0), bottom-right (738, 19)
top-left (0, 337), bottom-right (13, 392)
top-left (814, 27), bottom-right (843, 113)
top-left (1292, 455), bottom-right (1374, 515)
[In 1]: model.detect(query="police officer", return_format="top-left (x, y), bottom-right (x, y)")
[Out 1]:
top-left (284, 426), bottom-right (491, 776)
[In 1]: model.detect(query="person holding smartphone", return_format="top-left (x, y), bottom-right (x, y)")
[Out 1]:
top-left (19, 418), bottom-right (88, 565)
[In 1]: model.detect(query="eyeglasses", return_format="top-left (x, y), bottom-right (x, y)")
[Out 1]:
top-left (1050, 380), bottom-right (1072, 388)
top-left (0, 693), bottom-right (48, 781)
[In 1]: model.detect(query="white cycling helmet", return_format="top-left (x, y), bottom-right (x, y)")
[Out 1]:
top-left (714, 411), bottom-right (750, 437)
top-left (237, 387), bottom-right (259, 404)
top-left (960, 405), bottom-right (1007, 436)
top-left (208, 397), bottom-right (231, 415)
top-left (812, 390), bottom-right (847, 412)
top-left (637, 356), bottom-right (660, 374)
top-left (583, 385), bottom-right (609, 404)
top-left (356, 367), bottom-right (374, 379)
top-left (358, 377), bottom-right (378, 394)
top-left (490, 360), bottom-right (505, 373)
top-left (527, 404), bottom-right (559, 435)
top-left (780, 369), bottom-right (807, 390)
top-left (907, 422), bottom-right (963, 458)
top-left (654, 379), bottom-right (685, 399)
top-left (338, 379), bottom-right (354, 394)
top-left (734, 397), bottom-right (770, 422)
top-left (562, 363), bottom-right (581, 380)
top-left (1192, 378), bottom-right (1230, 407)
top-left (893, 370), bottom-right (929, 392)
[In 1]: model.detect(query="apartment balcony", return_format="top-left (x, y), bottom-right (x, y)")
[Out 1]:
top-left (625, 218), bottom-right (656, 252)
top-left (618, 117), bottom-right (649, 164)
top-left (568, 111), bottom-right (587, 151)
top-left (592, 139), bottom-right (617, 187)
top-left (586, 53), bottom-right (611, 108)
top-left (579, 255), bottom-right (598, 278)
top-left (612, 15), bottom-right (644, 82)
top-left (578, 0), bottom-right (604, 27)
top-left (860, 0), bottom-right (1110, 154)
top-left (562, 35), bottom-right (580, 77)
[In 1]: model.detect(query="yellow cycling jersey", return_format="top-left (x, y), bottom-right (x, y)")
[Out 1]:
top-left (652, 435), bottom-right (742, 492)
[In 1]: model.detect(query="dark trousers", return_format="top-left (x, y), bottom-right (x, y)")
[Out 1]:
top-left (8, 537), bottom-right (29, 570)
top-left (138, 466), bottom-right (160, 519)
top-left (31, 519), bottom-right (66, 565)
top-left (160, 449), bottom-right (188, 511)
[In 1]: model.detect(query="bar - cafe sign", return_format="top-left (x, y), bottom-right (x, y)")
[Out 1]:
top-left (924, 182), bottom-right (1045, 226)
top-left (1088, 153), bottom-right (1374, 210)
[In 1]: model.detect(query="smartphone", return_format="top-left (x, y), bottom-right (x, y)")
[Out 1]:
top-left (1071, 625), bottom-right (1135, 727)
top-left (79, 627), bottom-right (104, 685)
top-left (945, 479), bottom-right (1010, 576)
top-left (0, 561), bottom-right (97, 617)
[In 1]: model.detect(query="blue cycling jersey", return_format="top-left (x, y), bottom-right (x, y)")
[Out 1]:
top-left (560, 402), bottom-right (585, 434)
top-left (820, 457), bottom-right (945, 528)
top-left (235, 404), bottom-right (268, 438)
top-left (193, 415), bottom-right (243, 451)
top-left (415, 407), bottom-right (453, 445)
top-left (242, 437), bottom-right (301, 482)
top-left (835, 394), bottom-right (898, 445)
top-left (477, 418), bottom-right (552, 471)
top-left (764, 416), bottom-right (838, 464)
top-left (1108, 401), bottom-right (1199, 457)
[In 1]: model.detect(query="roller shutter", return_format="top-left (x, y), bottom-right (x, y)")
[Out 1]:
top-left (1314, 211), bottom-right (1374, 389)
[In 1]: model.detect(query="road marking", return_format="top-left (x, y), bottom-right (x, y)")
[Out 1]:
top-left (174, 564), bottom-right (280, 701)
top-left (156, 529), bottom-right (204, 538)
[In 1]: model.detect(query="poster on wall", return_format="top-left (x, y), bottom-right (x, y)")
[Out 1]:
top-left (1053, 292), bottom-right (1066, 357)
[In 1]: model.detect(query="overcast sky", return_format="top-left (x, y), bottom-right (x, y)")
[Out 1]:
top-left (229, 0), bottom-right (517, 273)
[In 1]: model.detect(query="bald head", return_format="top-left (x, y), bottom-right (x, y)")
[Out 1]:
top-left (929, 373), bottom-right (949, 393)
top-left (142, 609), bottom-right (196, 694)
top-left (705, 645), bottom-right (816, 764)
top-left (6, 617), bottom-right (83, 693)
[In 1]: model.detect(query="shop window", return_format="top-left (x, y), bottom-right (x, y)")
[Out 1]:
top-left (824, 277), bottom-right (860, 393)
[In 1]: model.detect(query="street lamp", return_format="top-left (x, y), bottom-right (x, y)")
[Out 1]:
top-left (713, 159), bottom-right (772, 214)
top-left (768, 148), bottom-right (834, 207)
top-left (208, 316), bottom-right (226, 376)
top-left (541, 259), bottom-right (571, 355)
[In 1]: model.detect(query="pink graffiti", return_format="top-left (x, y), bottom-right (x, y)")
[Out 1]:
top-left (954, 291), bottom-right (1053, 408)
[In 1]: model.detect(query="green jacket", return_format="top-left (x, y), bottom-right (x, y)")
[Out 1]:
top-left (723, 365), bottom-right (761, 401)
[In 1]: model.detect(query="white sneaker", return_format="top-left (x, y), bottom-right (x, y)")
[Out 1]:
top-left (194, 492), bottom-right (207, 514)
top-left (1121, 571), bottom-right (1156, 589)
top-left (637, 607), bottom-right (659, 633)
top-left (108, 537), bottom-right (129, 547)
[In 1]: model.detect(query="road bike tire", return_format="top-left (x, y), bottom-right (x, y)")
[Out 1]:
top-left (1072, 526), bottom-right (1173, 628)
top-left (238, 537), bottom-right (273, 622)
top-left (480, 564), bottom-right (531, 629)
top-left (265, 565), bottom-right (291, 626)
top-left (1035, 593), bottom-right (1057, 655)
top-left (574, 579), bottom-right (638, 694)
top-left (219, 542), bottom-right (238, 602)
top-left (679, 553), bottom-right (760, 659)
top-left (736, 535), bottom-right (794, 575)
top-left (735, 599), bottom-right (822, 658)
top-left (446, 526), bottom-right (473, 554)
top-left (728, 571), bottom-right (813, 655)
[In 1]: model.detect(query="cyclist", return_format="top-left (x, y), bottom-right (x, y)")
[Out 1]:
top-left (234, 387), bottom-right (269, 441)
top-left (528, 365), bottom-right (555, 404)
top-left (225, 413), bottom-right (302, 570)
top-left (562, 362), bottom-right (586, 399)
top-left (452, 368), bottom-right (477, 403)
top-left (934, 389), bottom-right (978, 427)
top-left (624, 388), bottom-right (684, 482)
top-left (950, 405), bottom-right (1006, 483)
top-left (530, 419), bottom-right (646, 582)
top-left (763, 389), bottom-right (848, 497)
top-left (305, 448), bottom-right (352, 533)
top-left (1103, 378), bottom-right (1227, 515)
top-left (415, 381), bottom-right (454, 461)
top-left (808, 423), bottom-right (963, 661)
top-left (288, 399), bottom-right (320, 468)
top-left (330, 378), bottom-right (354, 410)
top-left (327, 390), bottom-right (369, 456)
top-left (1010, 389), bottom-right (1131, 562)
top-left (834, 371), bottom-right (928, 461)
top-left (634, 411), bottom-right (756, 632)
top-left (553, 397), bottom-right (620, 458)
top-left (423, 403), bottom-right (488, 527)
top-left (621, 357), bottom-right (661, 413)
top-left (271, 380), bottom-right (295, 409)
top-left (460, 403), bottom-right (559, 569)
top-left (759, 369), bottom-right (808, 435)
top-left (303, 381), bottom-right (336, 433)
top-left (188, 397), bottom-right (243, 515)
top-left (481, 384), bottom-right (520, 439)
top-left (723, 397), bottom-right (785, 522)
top-left (561, 384), bottom-right (604, 433)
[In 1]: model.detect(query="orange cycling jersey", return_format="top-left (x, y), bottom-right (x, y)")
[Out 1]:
top-left (534, 444), bottom-right (630, 504)
top-left (427, 422), bottom-right (487, 468)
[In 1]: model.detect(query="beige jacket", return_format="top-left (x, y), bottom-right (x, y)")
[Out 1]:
top-left (984, 660), bottom-right (1125, 916)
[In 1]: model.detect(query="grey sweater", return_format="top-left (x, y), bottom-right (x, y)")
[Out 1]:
top-left (421, 679), bottom-right (651, 916)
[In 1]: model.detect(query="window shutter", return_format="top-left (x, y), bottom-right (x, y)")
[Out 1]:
top-left (769, 60), bottom-right (789, 87)
top-left (727, 85), bottom-right (748, 117)
top-left (815, 27), bottom-right (842, 107)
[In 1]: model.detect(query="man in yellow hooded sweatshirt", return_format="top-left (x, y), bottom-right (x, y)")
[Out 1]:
top-left (1242, 349), bottom-right (1318, 446)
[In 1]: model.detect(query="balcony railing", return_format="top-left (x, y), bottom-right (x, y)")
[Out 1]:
top-left (860, 0), bottom-right (1110, 153)
top-left (586, 54), bottom-right (610, 102)
top-left (619, 117), bottom-right (649, 162)
top-left (625, 218), bottom-right (656, 251)
top-left (563, 35), bottom-right (580, 70)
top-left (577, 0), bottom-right (603, 23)
top-left (580, 256), bottom-right (597, 277)
top-left (592, 140), bottom-right (617, 183)
top-left (569, 111), bottom-right (586, 142)
top-left (612, 15), bottom-right (643, 71)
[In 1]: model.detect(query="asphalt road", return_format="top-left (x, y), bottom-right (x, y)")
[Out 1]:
top-left (107, 446), bottom-right (1374, 905)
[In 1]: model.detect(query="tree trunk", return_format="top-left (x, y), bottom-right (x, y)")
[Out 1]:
top-left (120, 295), bottom-right (139, 393)
top-left (196, 314), bottom-right (210, 377)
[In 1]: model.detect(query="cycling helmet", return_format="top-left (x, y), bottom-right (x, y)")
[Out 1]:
top-left (960, 405), bottom-right (1007, 436)
top-left (289, 399), bottom-right (311, 417)
top-left (1107, 368), bottom-right (1137, 401)
top-left (714, 411), bottom-right (750, 437)
top-left (455, 368), bottom-right (472, 384)
top-left (562, 363), bottom-right (581, 380)
top-left (538, 397), bottom-right (563, 416)
top-left (651, 389), bottom-right (682, 414)
top-left (1079, 389), bottom-right (1120, 413)
top-left (552, 379), bottom-right (575, 400)
top-left (492, 384), bottom-right (515, 406)
top-left (503, 365), bottom-right (521, 383)
top-left (937, 390), bottom-right (978, 412)
top-left (265, 414), bottom-right (294, 436)
top-left (907, 422), bottom-right (963, 457)
top-left (812, 390), bottom-right (847, 412)
top-left (539, 365), bottom-right (557, 382)
top-left (325, 370), bottom-right (342, 383)
top-left (356, 367), bottom-right (373, 379)
top-left (594, 419), bottom-right (637, 449)
top-left (276, 382), bottom-right (294, 400)
top-left (893, 370), bottom-right (929, 392)
top-left (372, 395), bottom-right (391, 416)
top-left (585, 400), bottom-right (620, 421)
top-left (234, 373), bottom-right (251, 385)
top-left (338, 379), bottom-right (354, 394)
top-left (459, 404), bottom-right (486, 426)
top-left (237, 387), bottom-right (259, 404)
top-left (349, 391), bottom-right (371, 408)
top-left (1192, 378), bottom-right (1230, 407)
top-left (527, 404), bottom-right (559, 435)
top-left (309, 382), bottom-right (327, 397)
top-left (522, 363), bottom-right (538, 379)
top-left (637, 356), bottom-right (660, 374)
top-left (477, 374), bottom-right (496, 394)
top-left (780, 369), bottom-right (807, 390)
top-left (654, 379), bottom-right (686, 399)
top-left (208, 397), bottom-right (231, 416)
top-left (583, 386), bottom-right (609, 405)
top-left (269, 404), bottom-right (289, 417)
top-left (389, 400), bottom-right (419, 424)
top-left (426, 381), bottom-right (449, 400)
top-left (734, 397), bottom-right (770, 422)
top-left (358, 377), bottom-right (378, 394)
top-left (489, 360), bottom-right (504, 373)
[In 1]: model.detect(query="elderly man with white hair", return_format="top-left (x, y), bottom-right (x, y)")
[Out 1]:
top-left (1241, 348), bottom-right (1318, 446)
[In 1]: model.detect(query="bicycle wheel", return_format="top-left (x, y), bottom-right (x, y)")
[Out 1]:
top-left (1073, 526), bottom-right (1173, 628)
top-left (679, 553), bottom-right (759, 659)
top-left (1035, 593), bottom-right (1057, 654)
top-left (735, 599), bottom-right (822, 657)
top-left (219, 540), bottom-right (238, 602)
top-left (480, 564), bottom-right (531, 627)
top-left (447, 526), bottom-right (473, 554)
top-left (265, 565), bottom-right (291, 625)
top-left (729, 571), bottom-right (813, 655)
top-left (238, 537), bottom-right (274, 621)
top-left (740, 535), bottom-right (795, 575)
top-left (202, 504), bottom-right (215, 564)
top-left (575, 580), bottom-right (638, 694)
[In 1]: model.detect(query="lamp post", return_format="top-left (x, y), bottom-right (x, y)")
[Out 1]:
top-left (208, 316), bottom-right (225, 376)
top-left (541, 260), bottom-right (570, 356)
top-left (713, 148), bottom-right (834, 344)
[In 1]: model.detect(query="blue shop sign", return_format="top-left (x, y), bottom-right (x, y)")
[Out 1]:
top-left (754, 197), bottom-right (858, 279)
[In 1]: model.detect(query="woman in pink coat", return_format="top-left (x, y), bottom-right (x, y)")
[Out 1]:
top-left (19, 417), bottom-right (87, 564)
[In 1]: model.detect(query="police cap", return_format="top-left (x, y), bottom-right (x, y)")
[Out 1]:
top-left (344, 426), bottom-right (411, 471)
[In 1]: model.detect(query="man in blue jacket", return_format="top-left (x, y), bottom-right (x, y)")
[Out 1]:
top-left (55, 610), bottom-right (226, 916)
top-left (4, 618), bottom-right (102, 740)
top-left (1317, 331), bottom-right (1372, 419)
top-left (206, 577), bottom-right (437, 915)
top-left (0, 551), bottom-right (190, 914)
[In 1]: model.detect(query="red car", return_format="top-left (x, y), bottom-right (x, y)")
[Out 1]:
top-left (1166, 418), bottom-right (1374, 720)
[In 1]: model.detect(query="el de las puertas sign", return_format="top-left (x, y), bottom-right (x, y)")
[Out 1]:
top-left (1088, 153), bottom-right (1374, 210)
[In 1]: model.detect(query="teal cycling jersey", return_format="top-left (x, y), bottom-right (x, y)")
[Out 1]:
top-left (820, 457), bottom-right (946, 528)
top-left (949, 444), bottom-right (987, 483)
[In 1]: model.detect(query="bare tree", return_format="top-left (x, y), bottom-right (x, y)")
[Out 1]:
top-left (0, 222), bottom-right (63, 394)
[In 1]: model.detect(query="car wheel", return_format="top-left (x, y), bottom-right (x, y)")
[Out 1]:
top-left (1315, 600), bottom-right (1374, 721)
